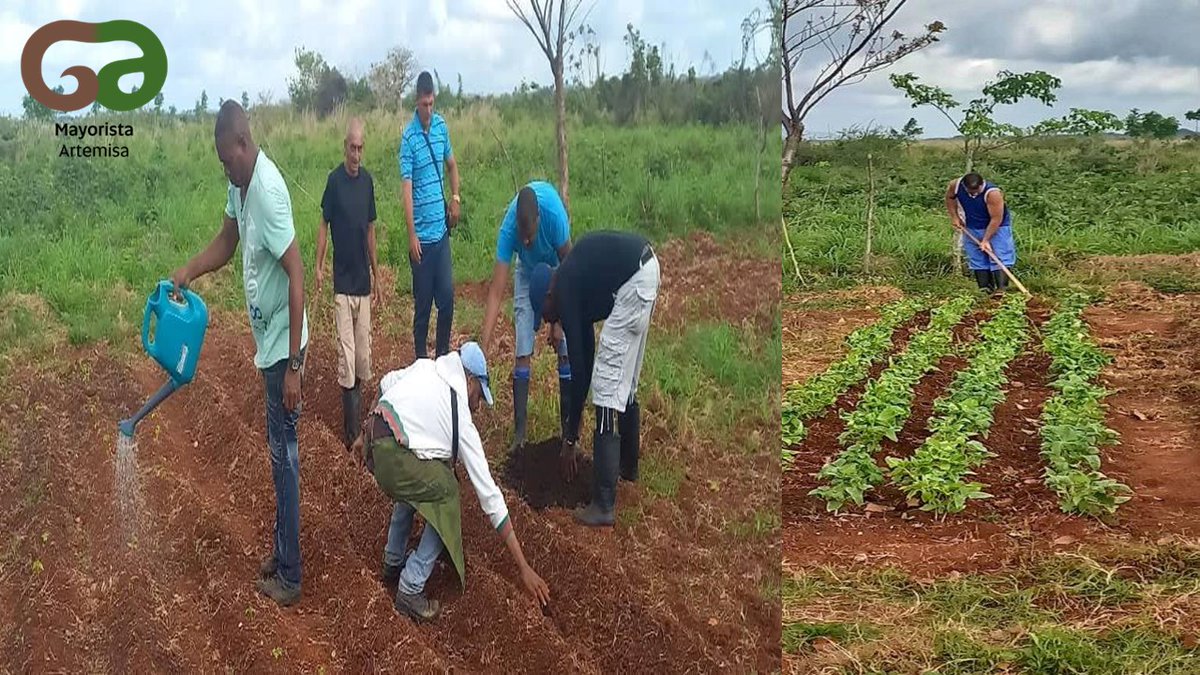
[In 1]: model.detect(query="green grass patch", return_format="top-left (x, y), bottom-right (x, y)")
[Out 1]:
top-left (1, 107), bottom-right (772, 355)
top-left (782, 621), bottom-right (881, 654)
top-left (786, 138), bottom-right (1200, 290)
top-left (784, 544), bottom-right (1200, 673)
top-left (642, 317), bottom-right (780, 445)
top-left (725, 508), bottom-right (781, 539)
top-left (639, 453), bottom-right (684, 500)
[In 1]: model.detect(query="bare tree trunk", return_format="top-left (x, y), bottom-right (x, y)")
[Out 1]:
top-left (951, 144), bottom-right (975, 273)
top-left (864, 152), bottom-right (875, 274)
top-left (755, 85), bottom-right (765, 222)
top-left (553, 61), bottom-right (570, 215)
top-left (782, 120), bottom-right (803, 187)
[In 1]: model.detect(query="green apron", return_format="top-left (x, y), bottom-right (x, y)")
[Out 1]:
top-left (365, 436), bottom-right (466, 589)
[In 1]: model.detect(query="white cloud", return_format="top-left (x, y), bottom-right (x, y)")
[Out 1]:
top-left (0, 12), bottom-right (35, 65)
top-left (1, 0), bottom-right (761, 115)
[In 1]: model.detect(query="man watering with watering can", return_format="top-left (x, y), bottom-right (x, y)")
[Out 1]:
top-left (349, 342), bottom-right (550, 621)
top-left (171, 100), bottom-right (310, 607)
top-left (946, 172), bottom-right (1018, 294)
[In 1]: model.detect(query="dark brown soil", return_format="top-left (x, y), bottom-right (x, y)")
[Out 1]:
top-left (504, 438), bottom-right (593, 509)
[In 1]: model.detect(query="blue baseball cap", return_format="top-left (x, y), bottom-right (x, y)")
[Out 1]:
top-left (529, 262), bottom-right (554, 324)
top-left (459, 341), bottom-right (494, 406)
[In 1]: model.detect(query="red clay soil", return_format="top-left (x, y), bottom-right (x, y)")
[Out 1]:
top-left (0, 300), bottom-right (778, 672)
top-left (503, 439), bottom-right (593, 510)
top-left (783, 292), bottom-right (1200, 578)
top-left (653, 232), bottom-right (780, 332)
top-left (782, 310), bottom-right (931, 523)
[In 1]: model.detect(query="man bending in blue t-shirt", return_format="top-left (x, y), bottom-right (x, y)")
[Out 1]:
top-left (480, 181), bottom-right (572, 454)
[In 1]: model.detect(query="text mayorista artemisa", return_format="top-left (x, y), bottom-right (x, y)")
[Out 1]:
top-left (55, 122), bottom-right (134, 158)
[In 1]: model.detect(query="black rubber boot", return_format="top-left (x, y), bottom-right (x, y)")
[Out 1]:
top-left (509, 374), bottom-right (529, 453)
top-left (992, 270), bottom-right (1008, 294)
top-left (618, 399), bottom-right (640, 482)
top-left (341, 386), bottom-right (360, 448)
top-left (574, 409), bottom-right (618, 527)
top-left (973, 270), bottom-right (994, 293)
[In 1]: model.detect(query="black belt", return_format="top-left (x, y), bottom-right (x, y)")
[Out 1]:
top-left (640, 244), bottom-right (654, 266)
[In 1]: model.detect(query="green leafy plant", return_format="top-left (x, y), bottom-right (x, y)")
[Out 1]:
top-left (888, 294), bottom-right (1030, 513)
top-left (1038, 294), bottom-right (1131, 515)
top-left (782, 297), bottom-right (925, 465)
top-left (811, 294), bottom-right (976, 511)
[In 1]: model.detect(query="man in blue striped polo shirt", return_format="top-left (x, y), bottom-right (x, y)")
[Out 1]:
top-left (399, 71), bottom-right (461, 358)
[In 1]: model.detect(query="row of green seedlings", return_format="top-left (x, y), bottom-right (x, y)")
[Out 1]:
top-left (780, 298), bottom-right (925, 467)
top-left (887, 293), bottom-right (1031, 515)
top-left (810, 294), bottom-right (977, 512)
top-left (1039, 294), bottom-right (1131, 516)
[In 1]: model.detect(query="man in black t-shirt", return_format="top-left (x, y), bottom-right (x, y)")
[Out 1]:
top-left (318, 118), bottom-right (381, 447)
top-left (529, 230), bottom-right (660, 527)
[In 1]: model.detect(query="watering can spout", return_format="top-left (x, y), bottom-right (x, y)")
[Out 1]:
top-left (119, 279), bottom-right (209, 439)
top-left (119, 378), bottom-right (181, 438)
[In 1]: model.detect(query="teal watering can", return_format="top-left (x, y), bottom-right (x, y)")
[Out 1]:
top-left (118, 280), bottom-right (209, 438)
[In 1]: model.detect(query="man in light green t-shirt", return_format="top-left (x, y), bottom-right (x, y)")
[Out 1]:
top-left (171, 100), bottom-right (309, 607)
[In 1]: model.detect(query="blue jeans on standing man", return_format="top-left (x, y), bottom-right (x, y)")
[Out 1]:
top-left (384, 502), bottom-right (444, 596)
top-left (262, 348), bottom-right (304, 590)
top-left (410, 231), bottom-right (454, 359)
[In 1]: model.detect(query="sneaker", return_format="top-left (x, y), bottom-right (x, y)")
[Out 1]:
top-left (258, 555), bottom-right (277, 579)
top-left (394, 589), bottom-right (440, 622)
top-left (255, 576), bottom-right (301, 607)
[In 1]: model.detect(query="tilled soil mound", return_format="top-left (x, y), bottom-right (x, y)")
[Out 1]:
top-left (503, 438), bottom-right (593, 509)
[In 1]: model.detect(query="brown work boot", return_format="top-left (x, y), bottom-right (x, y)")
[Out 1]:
top-left (394, 589), bottom-right (440, 622)
top-left (258, 554), bottom-right (277, 579)
top-left (256, 576), bottom-right (301, 607)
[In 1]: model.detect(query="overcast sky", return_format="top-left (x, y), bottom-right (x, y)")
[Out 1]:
top-left (0, 0), bottom-right (771, 117)
top-left (790, 0), bottom-right (1200, 138)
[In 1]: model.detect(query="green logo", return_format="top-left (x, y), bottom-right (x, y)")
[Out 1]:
top-left (20, 19), bottom-right (167, 112)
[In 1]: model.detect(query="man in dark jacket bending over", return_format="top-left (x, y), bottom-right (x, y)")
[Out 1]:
top-left (529, 230), bottom-right (659, 526)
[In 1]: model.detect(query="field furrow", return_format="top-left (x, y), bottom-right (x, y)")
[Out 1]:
top-left (809, 294), bottom-right (977, 512)
top-left (888, 294), bottom-right (1032, 514)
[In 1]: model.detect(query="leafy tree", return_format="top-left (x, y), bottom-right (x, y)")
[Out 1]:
top-left (315, 68), bottom-right (348, 118)
top-left (1186, 108), bottom-right (1200, 133)
top-left (346, 76), bottom-right (373, 108)
top-left (368, 46), bottom-right (416, 111)
top-left (288, 46), bottom-right (331, 112)
top-left (781, 0), bottom-right (944, 186)
top-left (195, 89), bottom-right (208, 116)
top-left (1125, 109), bottom-right (1181, 139)
top-left (241, 91), bottom-right (250, 111)
top-left (892, 69), bottom-right (1065, 171)
top-left (154, 91), bottom-right (164, 113)
top-left (1032, 108), bottom-right (1123, 137)
top-left (22, 87), bottom-right (61, 121)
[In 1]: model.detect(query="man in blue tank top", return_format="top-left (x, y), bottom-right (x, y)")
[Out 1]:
top-left (945, 172), bottom-right (1017, 294)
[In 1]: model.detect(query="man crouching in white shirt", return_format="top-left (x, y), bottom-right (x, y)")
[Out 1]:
top-left (349, 341), bottom-right (550, 621)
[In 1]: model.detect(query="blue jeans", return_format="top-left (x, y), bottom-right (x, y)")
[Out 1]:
top-left (384, 501), bottom-right (444, 596)
top-left (409, 232), bottom-right (453, 359)
top-left (513, 259), bottom-right (568, 359)
top-left (262, 350), bottom-right (304, 589)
